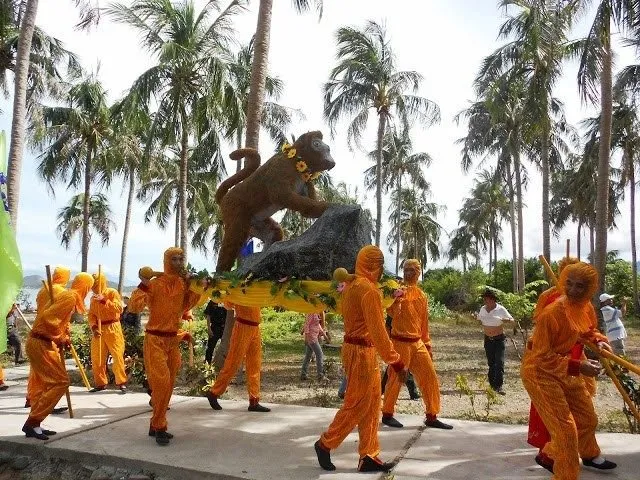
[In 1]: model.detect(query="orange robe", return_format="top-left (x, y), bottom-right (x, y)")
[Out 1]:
top-left (210, 305), bottom-right (262, 403)
top-left (25, 273), bottom-right (93, 427)
top-left (0, 365), bottom-right (4, 385)
top-left (130, 248), bottom-right (203, 433)
top-left (88, 273), bottom-right (126, 387)
top-left (319, 247), bottom-right (403, 460)
top-left (521, 296), bottom-right (608, 480)
top-left (382, 285), bottom-right (441, 417)
top-left (27, 266), bottom-right (70, 405)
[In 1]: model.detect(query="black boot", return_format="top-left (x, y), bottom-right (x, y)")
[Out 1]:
top-left (206, 392), bottom-right (222, 410)
top-left (314, 440), bottom-right (335, 471)
top-left (52, 407), bottom-right (68, 415)
top-left (357, 455), bottom-right (393, 472)
top-left (535, 454), bottom-right (554, 473)
top-left (149, 428), bottom-right (174, 439)
top-left (424, 417), bottom-right (453, 429)
top-left (89, 385), bottom-right (106, 393)
top-left (582, 458), bottom-right (617, 470)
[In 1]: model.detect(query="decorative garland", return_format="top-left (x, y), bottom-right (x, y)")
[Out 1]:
top-left (188, 267), bottom-right (405, 313)
top-left (281, 142), bottom-right (321, 183)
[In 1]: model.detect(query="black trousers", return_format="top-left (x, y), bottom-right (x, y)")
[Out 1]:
top-left (7, 330), bottom-right (22, 364)
top-left (205, 329), bottom-right (224, 364)
top-left (484, 334), bottom-right (506, 390)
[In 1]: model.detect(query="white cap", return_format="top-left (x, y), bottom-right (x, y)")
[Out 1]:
top-left (599, 293), bottom-right (614, 303)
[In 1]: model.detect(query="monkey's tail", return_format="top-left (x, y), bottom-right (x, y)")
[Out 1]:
top-left (215, 148), bottom-right (261, 204)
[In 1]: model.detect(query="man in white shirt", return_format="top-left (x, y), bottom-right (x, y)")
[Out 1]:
top-left (599, 293), bottom-right (627, 356)
top-left (477, 289), bottom-right (514, 395)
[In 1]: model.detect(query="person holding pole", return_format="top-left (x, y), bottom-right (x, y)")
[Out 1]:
top-left (521, 262), bottom-right (617, 477)
top-left (22, 272), bottom-right (93, 440)
top-left (88, 270), bottom-right (127, 393)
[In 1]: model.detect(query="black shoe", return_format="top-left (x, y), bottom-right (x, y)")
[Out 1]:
top-left (149, 428), bottom-right (174, 439)
top-left (41, 429), bottom-right (57, 436)
top-left (155, 431), bottom-right (171, 446)
top-left (89, 386), bottom-right (106, 393)
top-left (24, 399), bottom-right (30, 408)
top-left (119, 385), bottom-right (127, 394)
top-left (535, 454), bottom-right (554, 473)
top-left (0, 384), bottom-right (8, 391)
top-left (382, 416), bottom-right (404, 428)
top-left (494, 388), bottom-right (506, 396)
top-left (582, 458), bottom-right (617, 470)
top-left (22, 425), bottom-right (49, 441)
top-left (357, 455), bottom-right (393, 472)
top-left (248, 403), bottom-right (271, 412)
top-left (409, 393), bottom-right (421, 400)
top-left (206, 392), bottom-right (222, 410)
top-left (425, 418), bottom-right (454, 430)
top-left (314, 440), bottom-right (335, 471)
top-left (52, 407), bottom-right (68, 415)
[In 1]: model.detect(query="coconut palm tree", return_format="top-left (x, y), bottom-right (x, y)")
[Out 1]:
top-left (224, 38), bottom-right (303, 162)
top-left (56, 192), bottom-right (115, 257)
top-left (574, 0), bottom-right (640, 291)
top-left (31, 75), bottom-right (113, 272)
top-left (448, 226), bottom-right (479, 273)
top-left (323, 20), bottom-right (440, 246)
top-left (364, 127), bottom-right (431, 274)
top-left (107, 0), bottom-right (243, 259)
top-left (476, 0), bottom-right (578, 265)
top-left (388, 187), bottom-right (443, 274)
top-left (243, 0), bottom-right (322, 151)
top-left (5, 0), bottom-right (83, 229)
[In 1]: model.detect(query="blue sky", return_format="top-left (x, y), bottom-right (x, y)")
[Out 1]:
top-left (7, 0), bottom-right (637, 284)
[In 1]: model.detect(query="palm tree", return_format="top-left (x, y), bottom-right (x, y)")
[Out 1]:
top-left (31, 75), bottom-right (113, 272)
top-left (323, 20), bottom-right (440, 246)
top-left (575, 0), bottom-right (640, 292)
top-left (107, 0), bottom-right (242, 259)
top-left (5, 0), bottom-right (82, 229)
top-left (243, 0), bottom-right (322, 150)
top-left (224, 38), bottom-right (303, 161)
top-left (448, 226), bottom-right (479, 273)
top-left (56, 192), bottom-right (115, 257)
top-left (476, 0), bottom-right (578, 265)
top-left (388, 187), bottom-right (443, 275)
top-left (364, 127), bottom-right (431, 274)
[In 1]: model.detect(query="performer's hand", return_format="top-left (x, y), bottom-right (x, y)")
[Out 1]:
top-left (139, 276), bottom-right (151, 287)
top-left (57, 337), bottom-right (71, 351)
top-left (93, 293), bottom-right (105, 302)
top-left (579, 359), bottom-right (602, 377)
top-left (92, 329), bottom-right (102, 338)
top-left (598, 341), bottom-right (613, 354)
top-left (181, 332), bottom-right (193, 344)
top-left (426, 344), bottom-right (433, 359)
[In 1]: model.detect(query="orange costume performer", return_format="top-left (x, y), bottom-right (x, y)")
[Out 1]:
top-left (22, 273), bottom-right (94, 440)
top-left (129, 247), bottom-right (202, 446)
top-left (381, 259), bottom-right (452, 430)
top-left (206, 304), bottom-right (269, 412)
top-left (0, 365), bottom-right (6, 390)
top-left (314, 246), bottom-right (406, 473)
top-left (521, 263), bottom-right (617, 479)
top-left (88, 272), bottom-right (127, 392)
top-left (26, 266), bottom-right (71, 407)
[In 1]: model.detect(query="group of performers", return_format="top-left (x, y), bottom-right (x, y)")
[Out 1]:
top-left (6, 244), bottom-right (624, 479)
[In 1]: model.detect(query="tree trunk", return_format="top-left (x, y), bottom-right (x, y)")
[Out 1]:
top-left (178, 110), bottom-right (189, 260)
top-left (6, 0), bottom-right (39, 229)
top-left (81, 149), bottom-right (92, 272)
top-left (507, 162), bottom-right (518, 292)
top-left (374, 113), bottom-right (387, 246)
top-left (488, 233), bottom-right (493, 275)
top-left (541, 132), bottom-right (551, 265)
top-left (493, 230), bottom-right (498, 286)
top-left (118, 168), bottom-right (135, 294)
top-left (244, 0), bottom-right (272, 150)
top-left (462, 256), bottom-right (467, 273)
top-left (174, 208), bottom-right (179, 247)
top-left (236, 129), bottom-right (243, 172)
top-left (595, 26), bottom-right (612, 294)
top-left (514, 150), bottom-right (525, 293)
top-left (395, 172), bottom-right (401, 274)
top-left (589, 224), bottom-right (595, 262)
top-left (630, 159), bottom-right (638, 312)
top-left (577, 220), bottom-right (582, 261)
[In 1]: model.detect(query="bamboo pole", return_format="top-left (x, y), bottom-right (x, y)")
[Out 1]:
top-left (584, 341), bottom-right (640, 376)
top-left (600, 356), bottom-right (640, 424)
top-left (97, 264), bottom-right (103, 365)
top-left (539, 255), bottom-right (557, 286)
top-left (44, 267), bottom-right (73, 418)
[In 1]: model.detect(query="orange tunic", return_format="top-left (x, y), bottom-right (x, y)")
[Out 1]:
top-left (320, 245), bottom-right (403, 461)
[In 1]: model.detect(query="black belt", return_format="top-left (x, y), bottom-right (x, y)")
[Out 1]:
top-left (485, 334), bottom-right (506, 341)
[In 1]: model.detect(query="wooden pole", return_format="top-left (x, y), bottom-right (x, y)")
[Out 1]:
top-left (566, 239), bottom-right (570, 258)
top-left (584, 341), bottom-right (640, 376)
top-left (44, 267), bottom-right (73, 418)
top-left (97, 265), bottom-right (103, 366)
top-left (539, 255), bottom-right (558, 286)
top-left (600, 356), bottom-right (640, 424)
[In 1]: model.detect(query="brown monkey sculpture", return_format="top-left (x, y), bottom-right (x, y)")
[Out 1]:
top-left (215, 131), bottom-right (336, 272)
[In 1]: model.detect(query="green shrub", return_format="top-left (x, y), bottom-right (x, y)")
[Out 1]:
top-left (260, 307), bottom-right (305, 341)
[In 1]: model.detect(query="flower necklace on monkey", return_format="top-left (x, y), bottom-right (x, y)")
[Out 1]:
top-left (282, 142), bottom-right (322, 183)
